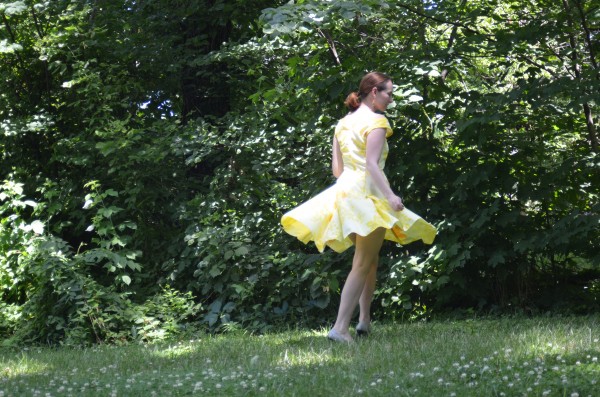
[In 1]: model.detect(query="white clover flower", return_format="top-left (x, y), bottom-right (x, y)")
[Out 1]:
top-left (570, 393), bottom-right (579, 397)
top-left (593, 357), bottom-right (598, 363)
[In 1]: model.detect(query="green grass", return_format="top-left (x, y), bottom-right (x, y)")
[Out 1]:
top-left (1, 315), bottom-right (599, 396)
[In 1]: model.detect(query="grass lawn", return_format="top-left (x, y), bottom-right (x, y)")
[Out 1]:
top-left (1, 315), bottom-right (598, 396)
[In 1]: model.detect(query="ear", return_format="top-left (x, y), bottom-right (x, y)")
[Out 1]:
top-left (371, 86), bottom-right (378, 96)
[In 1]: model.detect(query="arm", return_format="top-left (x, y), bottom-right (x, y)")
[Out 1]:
top-left (332, 136), bottom-right (344, 178)
top-left (366, 128), bottom-right (404, 211)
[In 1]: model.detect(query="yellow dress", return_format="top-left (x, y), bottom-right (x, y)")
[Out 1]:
top-left (281, 112), bottom-right (437, 253)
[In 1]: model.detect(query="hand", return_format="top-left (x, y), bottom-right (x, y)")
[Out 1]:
top-left (387, 194), bottom-right (404, 212)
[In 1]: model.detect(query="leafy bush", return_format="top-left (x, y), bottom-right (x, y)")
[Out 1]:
top-left (1, 0), bottom-right (599, 345)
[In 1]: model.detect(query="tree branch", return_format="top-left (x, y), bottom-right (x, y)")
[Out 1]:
top-left (30, 4), bottom-right (45, 39)
top-left (562, 0), bottom-right (598, 152)
top-left (573, 0), bottom-right (598, 70)
top-left (441, 0), bottom-right (468, 81)
top-left (395, 2), bottom-right (480, 35)
top-left (317, 28), bottom-right (341, 66)
top-left (2, 15), bottom-right (26, 69)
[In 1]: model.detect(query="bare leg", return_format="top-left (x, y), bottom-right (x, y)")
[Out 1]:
top-left (330, 228), bottom-right (385, 341)
top-left (358, 259), bottom-right (378, 326)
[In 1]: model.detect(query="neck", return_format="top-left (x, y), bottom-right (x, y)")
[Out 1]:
top-left (358, 103), bottom-right (376, 113)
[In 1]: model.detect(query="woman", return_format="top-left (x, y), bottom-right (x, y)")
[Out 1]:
top-left (281, 72), bottom-right (436, 343)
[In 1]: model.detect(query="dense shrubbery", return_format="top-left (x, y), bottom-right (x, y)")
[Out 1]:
top-left (1, 0), bottom-right (598, 344)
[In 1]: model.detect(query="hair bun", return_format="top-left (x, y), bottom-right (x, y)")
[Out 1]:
top-left (344, 91), bottom-right (361, 111)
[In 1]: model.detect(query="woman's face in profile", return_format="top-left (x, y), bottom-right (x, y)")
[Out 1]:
top-left (373, 80), bottom-right (394, 112)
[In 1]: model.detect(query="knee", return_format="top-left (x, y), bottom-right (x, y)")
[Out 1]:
top-left (352, 256), bottom-right (378, 275)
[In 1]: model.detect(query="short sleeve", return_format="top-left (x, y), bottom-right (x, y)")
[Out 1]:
top-left (364, 116), bottom-right (393, 138)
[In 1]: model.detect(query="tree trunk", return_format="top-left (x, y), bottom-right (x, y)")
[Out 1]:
top-left (561, 0), bottom-right (598, 152)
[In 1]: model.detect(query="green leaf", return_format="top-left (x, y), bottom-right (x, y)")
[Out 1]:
top-left (2, 1), bottom-right (27, 16)
top-left (234, 246), bottom-right (249, 256)
top-left (30, 220), bottom-right (44, 234)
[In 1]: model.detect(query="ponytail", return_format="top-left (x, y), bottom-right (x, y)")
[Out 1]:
top-left (344, 91), bottom-right (361, 111)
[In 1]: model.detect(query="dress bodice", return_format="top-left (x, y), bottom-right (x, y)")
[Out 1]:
top-left (334, 111), bottom-right (393, 173)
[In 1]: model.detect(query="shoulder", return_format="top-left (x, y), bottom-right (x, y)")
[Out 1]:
top-left (335, 115), bottom-right (349, 135)
top-left (366, 114), bottom-right (393, 138)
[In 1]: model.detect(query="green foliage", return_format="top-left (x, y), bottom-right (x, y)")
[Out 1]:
top-left (1, 0), bottom-right (599, 344)
top-left (0, 180), bottom-right (44, 303)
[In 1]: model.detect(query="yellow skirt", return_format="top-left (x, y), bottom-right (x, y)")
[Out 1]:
top-left (281, 175), bottom-right (437, 253)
